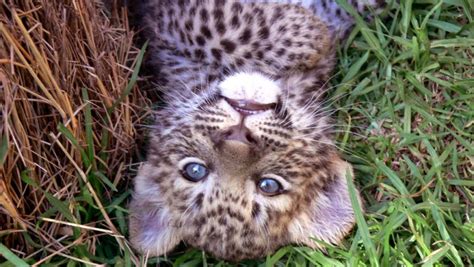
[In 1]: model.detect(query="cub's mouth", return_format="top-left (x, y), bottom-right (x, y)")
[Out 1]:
top-left (207, 71), bottom-right (284, 146)
top-left (223, 97), bottom-right (276, 116)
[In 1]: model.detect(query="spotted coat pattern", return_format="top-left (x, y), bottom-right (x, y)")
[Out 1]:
top-left (129, 0), bottom-right (384, 262)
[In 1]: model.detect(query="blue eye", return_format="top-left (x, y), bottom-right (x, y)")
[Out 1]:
top-left (257, 178), bottom-right (282, 195)
top-left (182, 163), bottom-right (208, 182)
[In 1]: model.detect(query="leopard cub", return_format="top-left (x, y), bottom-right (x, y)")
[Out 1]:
top-left (129, 0), bottom-right (383, 261)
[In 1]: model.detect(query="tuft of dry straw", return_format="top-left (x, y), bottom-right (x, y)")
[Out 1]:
top-left (0, 0), bottom-right (150, 264)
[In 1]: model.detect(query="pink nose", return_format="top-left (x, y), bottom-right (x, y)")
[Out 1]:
top-left (221, 125), bottom-right (258, 145)
top-left (224, 97), bottom-right (275, 116)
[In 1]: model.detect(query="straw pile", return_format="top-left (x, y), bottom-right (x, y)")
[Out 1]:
top-left (1, 0), bottom-right (149, 263)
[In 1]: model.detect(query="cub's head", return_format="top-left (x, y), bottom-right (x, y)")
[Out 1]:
top-left (129, 70), bottom-right (359, 261)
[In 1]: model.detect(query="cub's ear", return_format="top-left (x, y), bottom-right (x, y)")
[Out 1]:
top-left (129, 163), bottom-right (183, 256)
top-left (129, 196), bottom-right (182, 257)
top-left (289, 160), bottom-right (361, 248)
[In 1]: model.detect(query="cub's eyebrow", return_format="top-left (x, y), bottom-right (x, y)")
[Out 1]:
top-left (252, 169), bottom-right (287, 182)
top-left (167, 143), bottom-right (199, 157)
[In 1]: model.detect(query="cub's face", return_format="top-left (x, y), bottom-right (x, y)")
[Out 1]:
top-left (130, 72), bottom-right (358, 261)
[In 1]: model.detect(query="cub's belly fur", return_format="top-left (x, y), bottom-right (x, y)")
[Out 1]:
top-left (129, 0), bottom-right (383, 261)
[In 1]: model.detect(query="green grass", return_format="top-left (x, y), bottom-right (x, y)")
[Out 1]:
top-left (1, 0), bottom-right (473, 266)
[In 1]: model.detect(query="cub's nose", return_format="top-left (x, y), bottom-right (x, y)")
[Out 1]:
top-left (221, 125), bottom-right (258, 145)
top-left (213, 125), bottom-right (260, 167)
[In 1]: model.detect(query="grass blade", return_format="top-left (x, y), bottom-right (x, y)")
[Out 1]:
top-left (108, 41), bottom-right (148, 114)
top-left (345, 170), bottom-right (379, 267)
top-left (341, 51), bottom-right (370, 83)
top-left (0, 243), bottom-right (29, 267)
top-left (81, 87), bottom-right (95, 168)
top-left (0, 134), bottom-right (7, 166)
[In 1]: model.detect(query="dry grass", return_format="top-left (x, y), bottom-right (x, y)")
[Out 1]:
top-left (1, 0), bottom-right (148, 264)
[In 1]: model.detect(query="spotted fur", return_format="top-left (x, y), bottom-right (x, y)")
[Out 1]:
top-left (129, 0), bottom-right (383, 261)
top-left (243, 0), bottom-right (387, 40)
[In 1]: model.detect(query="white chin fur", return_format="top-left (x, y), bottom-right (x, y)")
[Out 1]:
top-left (218, 72), bottom-right (281, 104)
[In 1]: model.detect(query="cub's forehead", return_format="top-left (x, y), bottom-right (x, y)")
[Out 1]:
top-left (218, 72), bottom-right (281, 104)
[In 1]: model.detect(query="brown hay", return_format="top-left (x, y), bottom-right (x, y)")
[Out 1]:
top-left (0, 0), bottom-right (149, 263)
